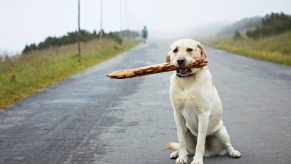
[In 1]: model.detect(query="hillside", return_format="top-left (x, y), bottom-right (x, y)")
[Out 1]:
top-left (208, 30), bottom-right (291, 65)
top-left (0, 38), bottom-right (139, 109)
top-left (206, 12), bottom-right (291, 66)
top-left (218, 16), bottom-right (262, 36)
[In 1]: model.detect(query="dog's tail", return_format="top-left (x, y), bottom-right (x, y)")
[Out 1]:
top-left (165, 142), bottom-right (179, 151)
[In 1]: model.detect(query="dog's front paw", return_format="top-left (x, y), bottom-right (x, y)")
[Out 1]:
top-left (228, 149), bottom-right (241, 158)
top-left (191, 156), bottom-right (203, 164)
top-left (175, 155), bottom-right (188, 164)
top-left (170, 150), bottom-right (179, 159)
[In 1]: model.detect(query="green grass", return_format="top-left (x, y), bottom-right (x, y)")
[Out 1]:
top-left (205, 30), bottom-right (291, 66)
top-left (0, 38), bottom-right (139, 109)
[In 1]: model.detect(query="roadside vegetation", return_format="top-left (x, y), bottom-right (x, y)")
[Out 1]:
top-left (206, 12), bottom-right (291, 66)
top-left (22, 29), bottom-right (139, 53)
top-left (0, 30), bottom-right (139, 109)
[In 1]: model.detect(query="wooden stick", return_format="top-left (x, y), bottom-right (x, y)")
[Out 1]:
top-left (107, 58), bottom-right (208, 79)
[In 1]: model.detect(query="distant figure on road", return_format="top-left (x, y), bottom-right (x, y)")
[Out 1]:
top-left (141, 26), bottom-right (148, 43)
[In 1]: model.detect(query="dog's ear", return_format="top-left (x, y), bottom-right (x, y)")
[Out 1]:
top-left (197, 43), bottom-right (207, 59)
top-left (166, 53), bottom-right (171, 63)
top-left (166, 49), bottom-right (171, 63)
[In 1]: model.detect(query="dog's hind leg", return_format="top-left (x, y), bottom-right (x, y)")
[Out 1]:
top-left (204, 135), bottom-right (226, 157)
top-left (214, 126), bottom-right (241, 158)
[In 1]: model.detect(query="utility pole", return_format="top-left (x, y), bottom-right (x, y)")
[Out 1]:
top-left (124, 0), bottom-right (128, 39)
top-left (99, 0), bottom-right (103, 39)
top-left (77, 0), bottom-right (81, 62)
top-left (99, 0), bottom-right (103, 48)
top-left (120, 0), bottom-right (123, 41)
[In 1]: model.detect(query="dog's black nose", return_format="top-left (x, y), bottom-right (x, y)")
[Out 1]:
top-left (177, 58), bottom-right (185, 65)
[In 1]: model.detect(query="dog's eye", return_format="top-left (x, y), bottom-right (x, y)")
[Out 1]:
top-left (186, 48), bottom-right (193, 52)
top-left (173, 48), bottom-right (178, 53)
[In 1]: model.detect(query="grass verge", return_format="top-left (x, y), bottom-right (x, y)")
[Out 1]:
top-left (205, 30), bottom-right (291, 66)
top-left (0, 38), bottom-right (139, 109)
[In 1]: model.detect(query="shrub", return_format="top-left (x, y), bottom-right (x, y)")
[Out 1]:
top-left (233, 31), bottom-right (242, 40)
top-left (247, 12), bottom-right (291, 39)
top-left (22, 29), bottom-right (139, 54)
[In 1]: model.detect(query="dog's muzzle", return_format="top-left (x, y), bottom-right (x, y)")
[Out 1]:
top-left (176, 67), bottom-right (193, 77)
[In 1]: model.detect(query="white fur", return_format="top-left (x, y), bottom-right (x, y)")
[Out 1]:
top-left (168, 39), bottom-right (241, 164)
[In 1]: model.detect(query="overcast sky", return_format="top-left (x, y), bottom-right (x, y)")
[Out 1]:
top-left (1, 0), bottom-right (291, 53)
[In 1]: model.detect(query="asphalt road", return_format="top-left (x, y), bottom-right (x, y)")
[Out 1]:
top-left (0, 39), bottom-right (291, 164)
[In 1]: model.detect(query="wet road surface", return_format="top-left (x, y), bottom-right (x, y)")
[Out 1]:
top-left (0, 39), bottom-right (291, 164)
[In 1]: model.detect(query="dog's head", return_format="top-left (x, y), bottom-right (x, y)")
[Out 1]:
top-left (166, 39), bottom-right (207, 77)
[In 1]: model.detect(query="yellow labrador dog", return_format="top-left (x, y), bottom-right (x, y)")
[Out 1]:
top-left (166, 39), bottom-right (241, 164)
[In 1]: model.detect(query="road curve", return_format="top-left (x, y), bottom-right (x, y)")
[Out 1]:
top-left (0, 39), bottom-right (291, 164)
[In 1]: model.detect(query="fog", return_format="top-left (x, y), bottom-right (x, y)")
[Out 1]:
top-left (1, 0), bottom-right (291, 53)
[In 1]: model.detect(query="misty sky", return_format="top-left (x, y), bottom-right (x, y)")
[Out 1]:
top-left (1, 0), bottom-right (291, 53)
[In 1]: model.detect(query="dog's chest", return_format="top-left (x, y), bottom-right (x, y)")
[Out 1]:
top-left (171, 80), bottom-right (212, 134)
top-left (181, 107), bottom-right (199, 135)
top-left (172, 84), bottom-right (206, 111)
top-left (172, 87), bottom-right (206, 134)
